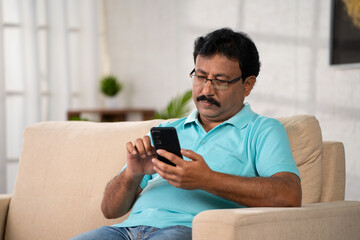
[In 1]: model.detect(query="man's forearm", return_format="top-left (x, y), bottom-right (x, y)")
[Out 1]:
top-left (101, 168), bottom-right (143, 219)
top-left (202, 171), bottom-right (302, 207)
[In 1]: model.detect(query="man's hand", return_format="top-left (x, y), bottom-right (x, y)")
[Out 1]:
top-left (126, 136), bottom-right (157, 176)
top-left (152, 149), bottom-right (213, 190)
top-left (101, 135), bottom-right (156, 219)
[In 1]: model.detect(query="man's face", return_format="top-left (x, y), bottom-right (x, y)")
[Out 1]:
top-left (192, 54), bottom-right (254, 123)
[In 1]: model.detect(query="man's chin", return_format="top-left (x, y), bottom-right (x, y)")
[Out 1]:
top-left (197, 107), bottom-right (221, 119)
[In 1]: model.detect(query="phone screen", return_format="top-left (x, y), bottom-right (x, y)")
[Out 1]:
top-left (150, 127), bottom-right (182, 166)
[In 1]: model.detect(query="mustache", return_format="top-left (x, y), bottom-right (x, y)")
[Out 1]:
top-left (196, 95), bottom-right (221, 107)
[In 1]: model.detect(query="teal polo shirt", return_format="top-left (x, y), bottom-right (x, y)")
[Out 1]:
top-left (114, 103), bottom-right (299, 229)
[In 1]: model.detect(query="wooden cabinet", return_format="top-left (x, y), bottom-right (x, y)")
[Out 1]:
top-left (67, 108), bottom-right (156, 122)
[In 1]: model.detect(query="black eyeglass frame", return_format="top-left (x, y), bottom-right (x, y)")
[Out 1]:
top-left (189, 69), bottom-right (242, 89)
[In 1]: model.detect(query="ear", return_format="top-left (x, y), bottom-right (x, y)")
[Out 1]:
top-left (243, 76), bottom-right (256, 97)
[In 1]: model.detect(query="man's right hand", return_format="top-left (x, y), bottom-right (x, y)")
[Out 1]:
top-left (102, 135), bottom-right (155, 219)
top-left (126, 135), bottom-right (157, 176)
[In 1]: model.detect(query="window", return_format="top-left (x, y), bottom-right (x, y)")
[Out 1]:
top-left (0, 0), bottom-right (100, 193)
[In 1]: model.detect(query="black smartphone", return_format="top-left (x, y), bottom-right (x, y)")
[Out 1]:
top-left (150, 127), bottom-right (182, 166)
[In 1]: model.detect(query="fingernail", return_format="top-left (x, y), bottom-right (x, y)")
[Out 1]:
top-left (132, 150), bottom-right (137, 154)
top-left (148, 151), bottom-right (152, 155)
top-left (141, 154), bottom-right (146, 158)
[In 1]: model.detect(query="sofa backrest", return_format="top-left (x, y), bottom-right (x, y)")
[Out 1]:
top-left (277, 115), bottom-right (323, 204)
top-left (5, 115), bottom-right (342, 239)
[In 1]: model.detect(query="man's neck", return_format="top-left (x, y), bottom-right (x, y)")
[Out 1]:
top-left (198, 117), bottom-right (223, 132)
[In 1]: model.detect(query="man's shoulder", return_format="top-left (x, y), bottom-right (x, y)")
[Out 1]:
top-left (229, 104), bottom-right (282, 131)
top-left (252, 115), bottom-right (282, 126)
top-left (247, 114), bottom-right (284, 132)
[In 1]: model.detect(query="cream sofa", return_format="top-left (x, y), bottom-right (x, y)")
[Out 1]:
top-left (0, 115), bottom-right (359, 239)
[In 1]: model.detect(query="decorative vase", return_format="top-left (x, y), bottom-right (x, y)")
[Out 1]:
top-left (105, 97), bottom-right (118, 109)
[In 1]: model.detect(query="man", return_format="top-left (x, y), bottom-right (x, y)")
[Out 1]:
top-left (72, 28), bottom-right (301, 240)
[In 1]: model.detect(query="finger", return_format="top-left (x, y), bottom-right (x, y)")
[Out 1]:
top-left (156, 149), bottom-right (184, 166)
top-left (181, 149), bottom-right (203, 161)
top-left (126, 141), bottom-right (137, 155)
top-left (134, 138), bottom-right (147, 158)
top-left (153, 160), bottom-right (178, 181)
top-left (142, 135), bottom-right (155, 155)
top-left (152, 157), bottom-right (176, 173)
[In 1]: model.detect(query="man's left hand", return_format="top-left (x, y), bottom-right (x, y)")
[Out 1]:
top-left (152, 149), bottom-right (212, 190)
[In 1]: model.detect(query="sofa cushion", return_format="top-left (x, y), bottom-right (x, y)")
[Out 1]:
top-left (277, 115), bottom-right (323, 204)
top-left (6, 120), bottom-right (165, 240)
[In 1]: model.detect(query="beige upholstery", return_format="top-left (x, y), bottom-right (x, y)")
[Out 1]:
top-left (0, 115), bottom-right (359, 240)
top-left (193, 201), bottom-right (360, 239)
top-left (320, 141), bottom-right (346, 202)
top-left (278, 115), bottom-right (323, 203)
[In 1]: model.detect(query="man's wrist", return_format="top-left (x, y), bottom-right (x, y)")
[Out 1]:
top-left (199, 169), bottom-right (217, 192)
top-left (123, 167), bottom-right (145, 185)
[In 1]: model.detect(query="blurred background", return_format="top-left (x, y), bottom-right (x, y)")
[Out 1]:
top-left (0, 0), bottom-right (359, 200)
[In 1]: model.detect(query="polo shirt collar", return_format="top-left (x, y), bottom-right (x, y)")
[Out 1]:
top-left (184, 102), bottom-right (256, 130)
top-left (184, 109), bottom-right (199, 126)
top-left (224, 103), bottom-right (256, 129)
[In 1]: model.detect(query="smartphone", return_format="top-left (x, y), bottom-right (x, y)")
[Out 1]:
top-left (150, 127), bottom-right (182, 166)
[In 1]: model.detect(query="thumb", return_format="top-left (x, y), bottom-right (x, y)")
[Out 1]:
top-left (181, 149), bottom-right (203, 161)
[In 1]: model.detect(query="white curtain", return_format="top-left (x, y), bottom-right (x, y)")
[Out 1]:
top-left (0, 0), bottom-right (101, 193)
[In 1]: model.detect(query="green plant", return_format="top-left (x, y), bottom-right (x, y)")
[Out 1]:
top-left (69, 116), bottom-right (89, 121)
top-left (154, 90), bottom-right (193, 119)
top-left (100, 75), bottom-right (122, 97)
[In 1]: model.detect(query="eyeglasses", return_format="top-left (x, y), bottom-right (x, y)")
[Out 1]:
top-left (189, 69), bottom-right (242, 90)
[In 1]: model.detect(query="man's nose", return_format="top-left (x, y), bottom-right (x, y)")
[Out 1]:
top-left (201, 80), bottom-right (215, 95)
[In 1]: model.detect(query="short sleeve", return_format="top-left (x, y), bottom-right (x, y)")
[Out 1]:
top-left (254, 120), bottom-right (300, 178)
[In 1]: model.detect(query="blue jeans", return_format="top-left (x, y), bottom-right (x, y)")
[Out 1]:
top-left (70, 225), bottom-right (192, 240)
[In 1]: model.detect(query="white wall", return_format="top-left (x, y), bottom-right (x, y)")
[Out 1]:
top-left (105, 0), bottom-right (360, 200)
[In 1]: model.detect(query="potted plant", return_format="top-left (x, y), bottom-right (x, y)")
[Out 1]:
top-left (100, 74), bottom-right (123, 108)
top-left (154, 90), bottom-right (193, 119)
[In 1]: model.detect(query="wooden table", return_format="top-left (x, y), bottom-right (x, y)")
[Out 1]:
top-left (67, 108), bottom-right (156, 122)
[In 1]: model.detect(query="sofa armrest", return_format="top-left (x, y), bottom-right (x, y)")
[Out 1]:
top-left (193, 201), bottom-right (360, 240)
top-left (0, 194), bottom-right (11, 239)
top-left (321, 141), bottom-right (345, 202)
